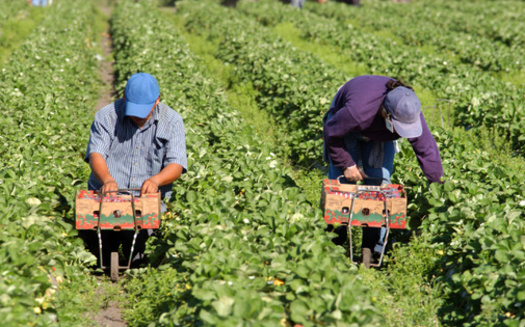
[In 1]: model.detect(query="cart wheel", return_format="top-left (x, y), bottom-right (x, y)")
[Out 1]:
top-left (110, 252), bottom-right (119, 282)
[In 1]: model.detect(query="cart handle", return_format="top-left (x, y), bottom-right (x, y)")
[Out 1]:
top-left (336, 175), bottom-right (389, 185)
top-left (96, 188), bottom-right (141, 270)
top-left (98, 188), bottom-right (142, 196)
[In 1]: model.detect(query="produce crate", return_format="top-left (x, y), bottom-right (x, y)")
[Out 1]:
top-left (321, 178), bottom-right (407, 229)
top-left (75, 190), bottom-right (161, 231)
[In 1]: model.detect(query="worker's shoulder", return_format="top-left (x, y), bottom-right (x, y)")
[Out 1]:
top-left (158, 102), bottom-right (183, 123)
top-left (94, 99), bottom-right (124, 121)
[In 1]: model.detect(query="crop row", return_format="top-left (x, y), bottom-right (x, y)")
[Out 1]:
top-left (174, 1), bottom-right (525, 324)
top-left (0, 0), bottom-right (28, 32)
top-left (423, 0), bottom-right (525, 48)
top-left (178, 0), bottom-right (349, 168)
top-left (110, 0), bottom-right (384, 326)
top-left (306, 0), bottom-right (525, 74)
top-left (237, 0), bottom-right (525, 153)
top-left (0, 1), bottom-right (102, 325)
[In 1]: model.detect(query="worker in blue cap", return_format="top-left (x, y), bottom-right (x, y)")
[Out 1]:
top-left (81, 72), bottom-right (187, 267)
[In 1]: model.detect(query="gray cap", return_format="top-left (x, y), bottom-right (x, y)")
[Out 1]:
top-left (383, 87), bottom-right (422, 138)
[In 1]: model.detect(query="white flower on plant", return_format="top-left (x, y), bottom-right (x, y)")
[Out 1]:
top-left (249, 276), bottom-right (255, 280)
top-left (519, 200), bottom-right (525, 207)
top-left (243, 218), bottom-right (250, 224)
top-left (228, 281), bottom-right (233, 286)
top-left (65, 58), bottom-right (70, 62)
top-left (443, 61), bottom-right (448, 65)
top-left (25, 197), bottom-right (41, 207)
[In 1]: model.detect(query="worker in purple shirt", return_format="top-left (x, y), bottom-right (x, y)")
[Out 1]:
top-left (323, 75), bottom-right (444, 267)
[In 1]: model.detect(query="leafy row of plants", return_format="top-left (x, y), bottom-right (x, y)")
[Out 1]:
top-left (177, 0), bottom-right (350, 169)
top-left (0, 1), bottom-right (102, 325)
top-left (237, 0), bottom-right (525, 154)
top-left (110, 0), bottom-right (384, 326)
top-left (0, 0), bottom-right (45, 68)
top-left (305, 0), bottom-right (525, 74)
top-left (411, 130), bottom-right (525, 326)
top-left (0, 0), bottom-right (28, 32)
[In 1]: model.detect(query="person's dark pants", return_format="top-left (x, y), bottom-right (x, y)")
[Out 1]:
top-left (339, 0), bottom-right (360, 6)
top-left (79, 229), bottom-right (151, 268)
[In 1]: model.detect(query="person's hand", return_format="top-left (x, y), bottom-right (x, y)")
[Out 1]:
top-left (101, 180), bottom-right (118, 196)
top-left (344, 165), bottom-right (368, 182)
top-left (141, 178), bottom-right (159, 196)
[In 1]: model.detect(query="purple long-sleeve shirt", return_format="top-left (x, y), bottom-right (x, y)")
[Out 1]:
top-left (324, 75), bottom-right (444, 183)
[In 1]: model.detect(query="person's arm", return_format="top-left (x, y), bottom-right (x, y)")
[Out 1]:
top-left (89, 153), bottom-right (118, 194)
top-left (85, 106), bottom-right (118, 193)
top-left (142, 108), bottom-right (188, 195)
top-left (141, 163), bottom-right (184, 195)
top-left (408, 114), bottom-right (444, 183)
top-left (324, 108), bottom-right (358, 169)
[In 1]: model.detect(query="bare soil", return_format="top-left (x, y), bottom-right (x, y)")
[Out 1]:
top-left (95, 5), bottom-right (116, 112)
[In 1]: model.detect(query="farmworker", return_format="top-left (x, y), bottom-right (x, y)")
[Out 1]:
top-left (323, 75), bottom-right (443, 267)
top-left (80, 72), bottom-right (187, 267)
top-left (291, 0), bottom-right (305, 9)
top-left (291, 0), bottom-right (328, 9)
top-left (333, 0), bottom-right (360, 5)
top-left (31, 0), bottom-right (50, 6)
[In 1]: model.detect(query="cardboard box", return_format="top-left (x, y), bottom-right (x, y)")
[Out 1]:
top-left (75, 190), bottom-right (161, 230)
top-left (321, 179), bottom-right (407, 229)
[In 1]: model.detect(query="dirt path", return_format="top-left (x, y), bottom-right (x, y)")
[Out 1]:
top-left (91, 4), bottom-right (127, 327)
top-left (93, 276), bottom-right (127, 327)
top-left (95, 5), bottom-right (116, 112)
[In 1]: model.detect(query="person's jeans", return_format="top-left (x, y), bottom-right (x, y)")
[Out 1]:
top-left (290, 0), bottom-right (305, 9)
top-left (325, 113), bottom-right (395, 254)
top-left (32, 0), bottom-right (48, 6)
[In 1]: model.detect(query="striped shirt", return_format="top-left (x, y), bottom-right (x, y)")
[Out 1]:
top-left (85, 98), bottom-right (187, 200)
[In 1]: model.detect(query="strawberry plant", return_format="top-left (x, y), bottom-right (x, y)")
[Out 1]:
top-left (0, 0), bottom-right (102, 325)
top-left (110, 0), bottom-right (383, 325)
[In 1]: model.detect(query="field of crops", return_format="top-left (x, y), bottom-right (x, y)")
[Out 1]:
top-left (1, 0), bottom-right (524, 326)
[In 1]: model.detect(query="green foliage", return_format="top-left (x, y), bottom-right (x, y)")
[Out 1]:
top-left (111, 1), bottom-right (384, 325)
top-left (0, 1), bottom-right (102, 325)
top-left (0, 6), bottom-right (45, 68)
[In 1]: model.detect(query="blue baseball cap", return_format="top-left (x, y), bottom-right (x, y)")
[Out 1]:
top-left (383, 86), bottom-right (422, 138)
top-left (124, 73), bottom-right (160, 118)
